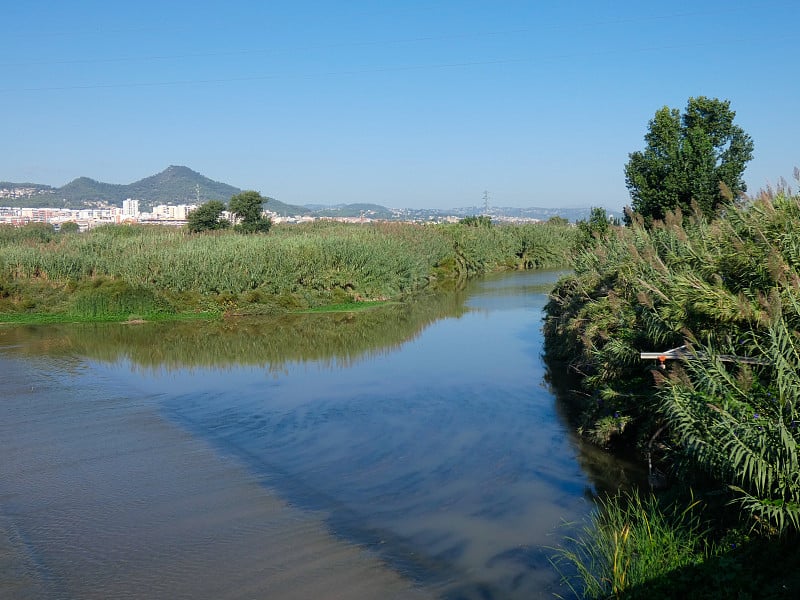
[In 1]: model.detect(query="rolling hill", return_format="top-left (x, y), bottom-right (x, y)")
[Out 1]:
top-left (1, 166), bottom-right (600, 220)
top-left (54, 166), bottom-right (243, 207)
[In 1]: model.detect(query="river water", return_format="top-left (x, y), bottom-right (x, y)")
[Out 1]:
top-left (0, 270), bottom-right (640, 599)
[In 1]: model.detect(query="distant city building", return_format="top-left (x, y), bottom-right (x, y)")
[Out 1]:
top-left (146, 204), bottom-right (195, 221)
top-left (0, 198), bottom-right (561, 229)
top-left (122, 198), bottom-right (140, 217)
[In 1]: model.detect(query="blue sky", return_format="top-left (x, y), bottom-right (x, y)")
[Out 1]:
top-left (2, 1), bottom-right (797, 210)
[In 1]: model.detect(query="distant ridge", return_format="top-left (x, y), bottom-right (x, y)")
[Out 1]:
top-left (125, 166), bottom-right (242, 204)
top-left (1, 166), bottom-right (600, 221)
top-left (0, 166), bottom-right (316, 215)
top-left (0, 166), bottom-right (235, 208)
top-left (54, 166), bottom-right (243, 206)
top-left (58, 177), bottom-right (130, 204)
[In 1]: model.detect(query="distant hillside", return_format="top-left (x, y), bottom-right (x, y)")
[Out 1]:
top-left (396, 205), bottom-right (603, 223)
top-left (0, 166), bottom-right (246, 208)
top-left (54, 166), bottom-right (243, 207)
top-left (58, 177), bottom-right (129, 205)
top-left (124, 166), bottom-right (241, 205)
top-left (0, 182), bottom-right (58, 208)
top-left (0, 181), bottom-right (56, 191)
top-left (310, 203), bottom-right (395, 219)
top-left (264, 198), bottom-right (311, 217)
top-left (1, 166), bottom-right (605, 221)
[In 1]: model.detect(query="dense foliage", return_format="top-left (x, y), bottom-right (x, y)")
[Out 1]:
top-left (624, 97), bottom-right (753, 224)
top-left (553, 486), bottom-right (800, 599)
top-left (59, 221), bottom-right (80, 233)
top-left (228, 191), bottom-right (272, 233)
top-left (0, 220), bottom-right (575, 322)
top-left (544, 185), bottom-right (800, 535)
top-left (458, 215), bottom-right (493, 227)
top-left (186, 200), bottom-right (229, 232)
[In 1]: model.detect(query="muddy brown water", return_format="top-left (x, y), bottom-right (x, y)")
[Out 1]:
top-left (0, 271), bottom-right (641, 599)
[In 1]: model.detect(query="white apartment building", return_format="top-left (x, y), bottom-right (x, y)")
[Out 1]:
top-left (122, 198), bottom-right (140, 217)
top-left (149, 204), bottom-right (195, 220)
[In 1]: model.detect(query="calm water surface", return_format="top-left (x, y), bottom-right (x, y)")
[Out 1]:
top-left (0, 270), bottom-right (640, 599)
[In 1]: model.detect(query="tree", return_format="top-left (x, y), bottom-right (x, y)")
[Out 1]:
top-left (574, 207), bottom-right (612, 250)
top-left (228, 191), bottom-right (272, 233)
top-left (459, 215), bottom-right (492, 227)
top-left (59, 221), bottom-right (80, 233)
top-left (624, 96), bottom-right (754, 224)
top-left (547, 216), bottom-right (569, 226)
top-left (187, 200), bottom-right (229, 232)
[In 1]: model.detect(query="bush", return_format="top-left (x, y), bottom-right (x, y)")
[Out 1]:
top-left (68, 279), bottom-right (172, 319)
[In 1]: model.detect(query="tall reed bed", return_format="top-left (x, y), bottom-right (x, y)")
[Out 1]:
top-left (544, 188), bottom-right (800, 534)
top-left (0, 219), bottom-right (575, 320)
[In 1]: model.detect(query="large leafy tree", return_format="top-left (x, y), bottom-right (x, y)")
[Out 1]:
top-left (624, 96), bottom-right (753, 224)
top-left (187, 200), bottom-right (229, 232)
top-left (59, 221), bottom-right (80, 233)
top-left (228, 191), bottom-right (272, 233)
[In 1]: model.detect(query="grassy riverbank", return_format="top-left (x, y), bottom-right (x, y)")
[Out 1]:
top-left (545, 188), bottom-right (800, 596)
top-left (0, 219), bottom-right (575, 323)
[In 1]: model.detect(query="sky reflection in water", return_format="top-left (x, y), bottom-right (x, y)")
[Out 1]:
top-left (119, 271), bottom-right (592, 597)
top-left (1, 270), bottom-right (633, 599)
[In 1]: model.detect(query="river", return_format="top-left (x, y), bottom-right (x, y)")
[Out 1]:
top-left (0, 270), bottom-right (640, 599)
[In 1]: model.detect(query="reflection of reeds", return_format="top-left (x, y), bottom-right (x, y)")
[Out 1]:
top-left (0, 221), bottom-right (576, 320)
top-left (1, 289), bottom-right (471, 371)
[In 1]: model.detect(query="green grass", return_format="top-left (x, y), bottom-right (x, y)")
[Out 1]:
top-left (0, 220), bottom-right (576, 322)
top-left (552, 489), bottom-right (711, 599)
top-left (552, 488), bottom-right (800, 599)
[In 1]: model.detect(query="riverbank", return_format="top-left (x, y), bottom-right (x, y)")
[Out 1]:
top-left (0, 220), bottom-right (575, 324)
top-left (544, 192), bottom-right (800, 596)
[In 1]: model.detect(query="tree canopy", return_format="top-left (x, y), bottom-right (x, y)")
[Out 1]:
top-left (574, 207), bottom-right (613, 250)
top-left (59, 221), bottom-right (80, 233)
top-left (624, 96), bottom-right (754, 224)
top-left (187, 200), bottom-right (229, 233)
top-left (228, 191), bottom-right (272, 233)
top-left (459, 215), bottom-right (493, 227)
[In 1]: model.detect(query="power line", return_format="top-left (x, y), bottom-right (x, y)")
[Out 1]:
top-left (2, 2), bottom-right (792, 69)
top-left (0, 28), bottom-right (531, 68)
top-left (4, 33), bottom-right (792, 94)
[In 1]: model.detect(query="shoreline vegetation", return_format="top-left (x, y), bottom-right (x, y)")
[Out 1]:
top-left (544, 184), bottom-right (800, 597)
top-left (0, 219), bottom-right (576, 325)
top-left (540, 97), bottom-right (800, 598)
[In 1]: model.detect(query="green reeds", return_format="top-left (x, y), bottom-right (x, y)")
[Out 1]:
top-left (0, 220), bottom-right (575, 321)
top-left (663, 314), bottom-right (800, 535)
top-left (553, 489), bottom-right (709, 599)
top-left (544, 186), bottom-right (800, 534)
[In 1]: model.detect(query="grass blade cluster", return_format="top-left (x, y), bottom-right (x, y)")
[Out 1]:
top-left (553, 489), bottom-right (709, 599)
